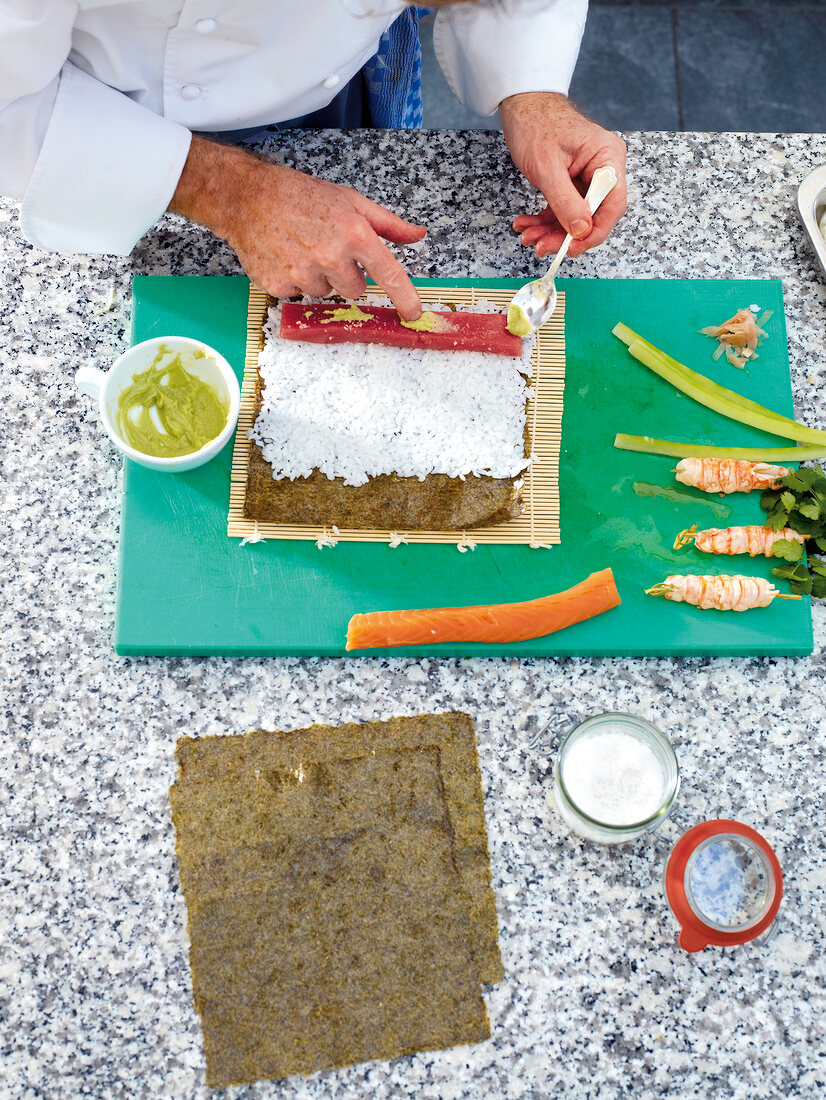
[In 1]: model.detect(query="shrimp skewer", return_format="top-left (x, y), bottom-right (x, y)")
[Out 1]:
top-left (674, 457), bottom-right (791, 495)
top-left (673, 524), bottom-right (806, 557)
top-left (646, 574), bottom-right (801, 611)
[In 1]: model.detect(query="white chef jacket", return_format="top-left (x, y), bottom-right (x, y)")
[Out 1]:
top-left (0, 0), bottom-right (587, 256)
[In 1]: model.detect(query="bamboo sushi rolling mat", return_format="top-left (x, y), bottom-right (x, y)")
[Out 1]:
top-left (228, 284), bottom-right (565, 546)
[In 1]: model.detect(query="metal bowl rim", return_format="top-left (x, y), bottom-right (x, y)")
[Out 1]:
top-left (797, 165), bottom-right (826, 277)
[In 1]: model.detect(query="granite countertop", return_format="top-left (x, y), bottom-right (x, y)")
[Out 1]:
top-left (2, 130), bottom-right (826, 1100)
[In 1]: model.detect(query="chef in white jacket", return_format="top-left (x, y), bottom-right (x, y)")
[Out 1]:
top-left (0, 0), bottom-right (626, 319)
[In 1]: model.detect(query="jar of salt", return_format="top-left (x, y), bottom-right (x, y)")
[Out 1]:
top-left (553, 713), bottom-right (679, 844)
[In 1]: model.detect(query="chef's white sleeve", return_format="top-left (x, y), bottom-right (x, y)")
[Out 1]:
top-left (0, 1), bottom-right (191, 255)
top-left (432, 0), bottom-right (588, 117)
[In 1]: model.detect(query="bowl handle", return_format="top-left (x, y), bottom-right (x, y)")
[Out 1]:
top-left (75, 366), bottom-right (107, 400)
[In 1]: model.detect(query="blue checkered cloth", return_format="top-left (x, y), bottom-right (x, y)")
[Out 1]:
top-left (363, 7), bottom-right (431, 128)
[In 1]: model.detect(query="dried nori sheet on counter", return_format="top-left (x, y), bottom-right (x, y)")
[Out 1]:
top-left (243, 373), bottom-right (525, 530)
top-left (170, 750), bottom-right (449, 899)
top-left (174, 713), bottom-right (503, 985)
top-left (170, 743), bottom-right (490, 1087)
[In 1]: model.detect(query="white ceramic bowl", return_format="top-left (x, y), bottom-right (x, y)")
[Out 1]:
top-left (75, 336), bottom-right (241, 472)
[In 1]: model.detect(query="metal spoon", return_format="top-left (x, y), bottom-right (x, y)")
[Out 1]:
top-left (507, 165), bottom-right (619, 336)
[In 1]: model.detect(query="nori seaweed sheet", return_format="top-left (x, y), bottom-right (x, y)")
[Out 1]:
top-left (244, 361), bottom-right (527, 530)
top-left (174, 713), bottom-right (503, 985)
top-left (170, 750), bottom-right (450, 900)
top-left (170, 746), bottom-right (490, 1087)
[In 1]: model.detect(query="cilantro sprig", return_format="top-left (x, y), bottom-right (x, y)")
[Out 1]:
top-left (761, 465), bottom-right (826, 596)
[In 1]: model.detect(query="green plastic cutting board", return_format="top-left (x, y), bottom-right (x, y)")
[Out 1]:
top-left (115, 275), bottom-right (813, 656)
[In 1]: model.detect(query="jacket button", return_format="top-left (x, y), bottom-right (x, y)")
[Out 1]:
top-left (195, 18), bottom-right (217, 33)
top-left (180, 83), bottom-right (202, 100)
top-left (322, 74), bottom-right (341, 89)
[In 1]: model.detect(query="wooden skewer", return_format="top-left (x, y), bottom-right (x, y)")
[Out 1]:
top-left (645, 583), bottom-right (674, 597)
top-left (645, 581), bottom-right (801, 602)
top-left (673, 525), bottom-right (698, 550)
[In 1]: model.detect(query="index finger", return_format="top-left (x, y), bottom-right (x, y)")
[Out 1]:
top-left (352, 230), bottom-right (423, 320)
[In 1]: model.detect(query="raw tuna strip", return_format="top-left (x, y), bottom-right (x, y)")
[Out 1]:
top-left (345, 568), bottom-right (621, 650)
top-left (280, 302), bottom-right (523, 357)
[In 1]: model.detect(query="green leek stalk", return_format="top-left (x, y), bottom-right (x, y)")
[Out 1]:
top-left (612, 323), bottom-right (826, 447)
top-left (614, 434), bottom-right (826, 461)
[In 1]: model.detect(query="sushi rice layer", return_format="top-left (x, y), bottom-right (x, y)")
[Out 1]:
top-left (251, 298), bottom-right (535, 487)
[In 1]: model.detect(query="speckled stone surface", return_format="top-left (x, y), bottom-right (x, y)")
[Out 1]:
top-left (2, 131), bottom-right (826, 1100)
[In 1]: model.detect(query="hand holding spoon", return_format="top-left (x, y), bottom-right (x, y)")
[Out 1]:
top-left (507, 165), bottom-right (619, 336)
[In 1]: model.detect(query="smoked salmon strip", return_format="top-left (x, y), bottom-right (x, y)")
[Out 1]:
top-left (280, 302), bottom-right (524, 357)
top-left (345, 568), bottom-right (621, 650)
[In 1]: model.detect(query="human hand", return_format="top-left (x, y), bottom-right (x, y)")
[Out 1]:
top-left (499, 92), bottom-right (627, 259)
top-left (169, 136), bottom-right (426, 318)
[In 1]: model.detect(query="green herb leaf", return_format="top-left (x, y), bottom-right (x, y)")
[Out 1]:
top-left (771, 562), bottom-right (813, 594)
top-left (764, 506), bottom-right (790, 531)
top-left (760, 489), bottom-right (783, 513)
top-left (797, 501), bottom-right (823, 521)
top-left (768, 501), bottom-right (826, 593)
top-left (787, 514), bottom-right (823, 538)
top-left (771, 561), bottom-right (809, 581)
top-left (770, 538), bottom-right (804, 562)
top-left (759, 465), bottom-right (826, 546)
top-left (782, 468), bottom-right (821, 491)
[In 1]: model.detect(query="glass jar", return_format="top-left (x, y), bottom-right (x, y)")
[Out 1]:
top-left (553, 712), bottom-right (680, 845)
top-left (664, 820), bottom-right (784, 952)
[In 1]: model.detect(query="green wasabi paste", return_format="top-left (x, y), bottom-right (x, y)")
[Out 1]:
top-left (506, 304), bottom-right (534, 337)
top-left (399, 311), bottom-right (439, 332)
top-left (320, 304), bottom-right (373, 324)
top-left (116, 346), bottom-right (228, 458)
